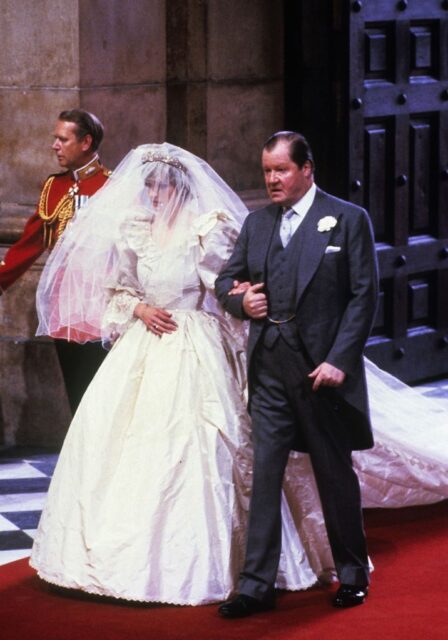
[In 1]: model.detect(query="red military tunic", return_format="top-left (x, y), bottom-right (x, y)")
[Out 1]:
top-left (0, 157), bottom-right (110, 293)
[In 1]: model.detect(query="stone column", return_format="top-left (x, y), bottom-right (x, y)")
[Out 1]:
top-left (206, 0), bottom-right (284, 191)
top-left (0, 0), bottom-right (168, 446)
top-left (165, 0), bottom-right (284, 201)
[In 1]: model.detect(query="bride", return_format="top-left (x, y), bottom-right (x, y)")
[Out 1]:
top-left (30, 143), bottom-right (447, 605)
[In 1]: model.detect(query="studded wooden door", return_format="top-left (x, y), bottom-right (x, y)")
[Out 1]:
top-left (346, 0), bottom-right (448, 382)
top-left (284, 0), bottom-right (448, 382)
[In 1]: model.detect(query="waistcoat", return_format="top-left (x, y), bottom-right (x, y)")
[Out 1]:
top-left (263, 215), bottom-right (304, 349)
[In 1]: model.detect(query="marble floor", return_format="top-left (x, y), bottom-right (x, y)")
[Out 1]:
top-left (1, 378), bottom-right (447, 567)
top-left (0, 448), bottom-right (57, 566)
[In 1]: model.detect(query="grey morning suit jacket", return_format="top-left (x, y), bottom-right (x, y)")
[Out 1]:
top-left (215, 188), bottom-right (379, 451)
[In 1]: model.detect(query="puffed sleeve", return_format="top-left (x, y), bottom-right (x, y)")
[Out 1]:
top-left (193, 210), bottom-right (248, 388)
top-left (193, 210), bottom-right (241, 292)
top-left (101, 222), bottom-right (146, 343)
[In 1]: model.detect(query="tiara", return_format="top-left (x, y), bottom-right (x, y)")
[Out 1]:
top-left (141, 151), bottom-right (187, 174)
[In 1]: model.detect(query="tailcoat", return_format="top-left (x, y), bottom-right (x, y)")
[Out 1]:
top-left (215, 188), bottom-right (379, 451)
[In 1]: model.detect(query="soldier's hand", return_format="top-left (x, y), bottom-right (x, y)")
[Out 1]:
top-left (242, 283), bottom-right (268, 319)
top-left (308, 362), bottom-right (346, 391)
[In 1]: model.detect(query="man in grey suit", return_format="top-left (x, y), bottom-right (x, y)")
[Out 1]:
top-left (215, 131), bottom-right (379, 618)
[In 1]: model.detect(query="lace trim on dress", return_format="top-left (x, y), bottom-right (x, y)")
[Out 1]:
top-left (101, 288), bottom-right (140, 343)
top-left (120, 217), bottom-right (162, 269)
top-left (101, 218), bottom-right (158, 343)
top-left (30, 565), bottom-right (233, 606)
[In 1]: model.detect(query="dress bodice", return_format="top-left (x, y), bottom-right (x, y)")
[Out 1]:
top-left (101, 210), bottom-right (240, 341)
top-left (127, 222), bottom-right (205, 311)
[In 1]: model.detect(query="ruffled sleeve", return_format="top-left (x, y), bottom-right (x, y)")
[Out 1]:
top-left (101, 218), bottom-right (150, 343)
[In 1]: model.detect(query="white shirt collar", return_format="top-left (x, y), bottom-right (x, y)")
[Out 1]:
top-left (289, 182), bottom-right (316, 219)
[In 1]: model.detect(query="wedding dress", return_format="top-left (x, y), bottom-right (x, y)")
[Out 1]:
top-left (30, 143), bottom-right (447, 606)
top-left (30, 211), bottom-right (261, 604)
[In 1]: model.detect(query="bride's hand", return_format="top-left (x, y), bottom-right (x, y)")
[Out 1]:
top-left (228, 280), bottom-right (251, 295)
top-left (134, 303), bottom-right (178, 336)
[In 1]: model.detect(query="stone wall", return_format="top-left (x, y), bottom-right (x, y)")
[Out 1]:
top-left (0, 0), bottom-right (282, 446)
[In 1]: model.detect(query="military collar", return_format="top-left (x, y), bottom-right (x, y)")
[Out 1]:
top-left (72, 154), bottom-right (102, 181)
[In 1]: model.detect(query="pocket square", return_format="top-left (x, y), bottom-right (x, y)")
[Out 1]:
top-left (325, 245), bottom-right (341, 254)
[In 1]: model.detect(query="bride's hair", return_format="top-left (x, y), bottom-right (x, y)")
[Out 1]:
top-left (143, 164), bottom-right (192, 199)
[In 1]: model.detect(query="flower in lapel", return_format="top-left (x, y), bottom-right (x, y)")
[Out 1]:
top-left (317, 216), bottom-right (338, 233)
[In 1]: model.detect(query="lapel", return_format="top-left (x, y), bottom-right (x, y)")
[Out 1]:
top-left (254, 204), bottom-right (281, 280)
top-left (294, 188), bottom-right (341, 307)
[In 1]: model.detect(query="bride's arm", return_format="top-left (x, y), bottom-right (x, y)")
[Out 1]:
top-left (101, 244), bottom-right (143, 343)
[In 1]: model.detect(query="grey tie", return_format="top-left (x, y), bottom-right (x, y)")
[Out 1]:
top-left (280, 208), bottom-right (295, 247)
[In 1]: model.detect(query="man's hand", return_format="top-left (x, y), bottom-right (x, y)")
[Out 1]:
top-left (242, 283), bottom-right (268, 319)
top-left (308, 362), bottom-right (346, 392)
top-left (228, 280), bottom-right (251, 295)
top-left (134, 303), bottom-right (178, 336)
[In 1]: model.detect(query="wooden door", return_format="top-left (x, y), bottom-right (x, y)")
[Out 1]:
top-left (348, 0), bottom-right (448, 381)
top-left (285, 0), bottom-right (448, 382)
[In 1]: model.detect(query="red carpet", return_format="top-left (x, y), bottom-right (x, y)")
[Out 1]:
top-left (1, 502), bottom-right (447, 640)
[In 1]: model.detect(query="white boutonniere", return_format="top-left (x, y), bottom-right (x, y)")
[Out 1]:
top-left (317, 216), bottom-right (338, 233)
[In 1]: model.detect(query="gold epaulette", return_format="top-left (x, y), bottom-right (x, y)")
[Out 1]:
top-left (38, 175), bottom-right (75, 250)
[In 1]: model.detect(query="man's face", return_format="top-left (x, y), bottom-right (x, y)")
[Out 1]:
top-left (262, 140), bottom-right (313, 207)
top-left (51, 120), bottom-right (93, 171)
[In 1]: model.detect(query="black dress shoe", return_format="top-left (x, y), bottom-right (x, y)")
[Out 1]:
top-left (218, 594), bottom-right (275, 619)
top-left (332, 584), bottom-right (368, 608)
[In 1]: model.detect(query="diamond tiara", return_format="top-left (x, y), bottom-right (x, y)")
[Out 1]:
top-left (141, 151), bottom-right (187, 174)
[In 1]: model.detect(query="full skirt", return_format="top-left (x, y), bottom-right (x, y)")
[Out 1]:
top-left (30, 314), bottom-right (448, 604)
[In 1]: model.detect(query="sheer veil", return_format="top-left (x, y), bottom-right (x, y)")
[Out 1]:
top-left (36, 143), bottom-right (248, 344)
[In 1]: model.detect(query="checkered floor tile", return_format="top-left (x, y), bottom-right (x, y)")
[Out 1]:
top-left (0, 448), bottom-right (57, 566)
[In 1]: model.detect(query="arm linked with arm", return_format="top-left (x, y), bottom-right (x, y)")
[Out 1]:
top-left (214, 219), bottom-right (251, 320)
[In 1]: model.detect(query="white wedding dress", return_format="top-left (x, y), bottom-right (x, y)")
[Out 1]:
top-left (30, 212), bottom-right (448, 605)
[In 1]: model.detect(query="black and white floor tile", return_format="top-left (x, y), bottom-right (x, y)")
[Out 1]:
top-left (0, 448), bottom-right (57, 566)
top-left (0, 379), bottom-right (447, 567)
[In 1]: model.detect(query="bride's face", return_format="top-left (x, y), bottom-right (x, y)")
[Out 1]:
top-left (145, 179), bottom-right (177, 212)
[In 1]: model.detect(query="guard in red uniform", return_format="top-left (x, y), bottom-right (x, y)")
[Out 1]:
top-left (0, 109), bottom-right (111, 413)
